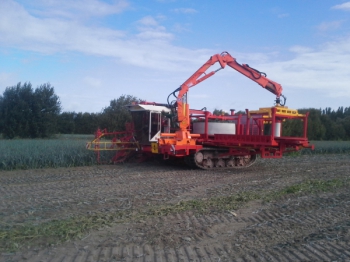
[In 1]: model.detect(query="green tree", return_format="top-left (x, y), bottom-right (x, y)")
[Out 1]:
top-left (300, 108), bottom-right (326, 140)
top-left (57, 112), bottom-right (76, 134)
top-left (32, 83), bottom-right (61, 137)
top-left (332, 121), bottom-right (346, 140)
top-left (99, 95), bottom-right (142, 131)
top-left (213, 109), bottom-right (229, 116)
top-left (74, 112), bottom-right (100, 134)
top-left (282, 118), bottom-right (303, 137)
top-left (0, 82), bottom-right (33, 138)
top-left (344, 107), bottom-right (350, 118)
top-left (0, 82), bottom-right (61, 138)
top-left (320, 114), bottom-right (347, 140)
top-left (341, 116), bottom-right (350, 140)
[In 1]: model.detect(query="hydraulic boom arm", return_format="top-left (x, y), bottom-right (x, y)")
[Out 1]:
top-left (173, 51), bottom-right (285, 131)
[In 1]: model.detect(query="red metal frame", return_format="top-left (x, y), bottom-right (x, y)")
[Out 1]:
top-left (87, 123), bottom-right (140, 164)
top-left (88, 105), bottom-right (314, 164)
top-left (158, 106), bottom-right (313, 159)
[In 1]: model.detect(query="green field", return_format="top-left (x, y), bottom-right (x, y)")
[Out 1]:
top-left (0, 137), bottom-right (349, 171)
top-left (0, 135), bottom-right (96, 170)
top-left (302, 141), bottom-right (350, 155)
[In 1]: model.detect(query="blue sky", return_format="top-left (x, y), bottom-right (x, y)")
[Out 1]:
top-left (1, 0), bottom-right (350, 113)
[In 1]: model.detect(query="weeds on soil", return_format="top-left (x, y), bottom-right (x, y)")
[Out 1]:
top-left (0, 213), bottom-right (123, 252)
top-left (1, 177), bottom-right (348, 252)
top-left (143, 192), bottom-right (260, 217)
top-left (263, 178), bottom-right (347, 202)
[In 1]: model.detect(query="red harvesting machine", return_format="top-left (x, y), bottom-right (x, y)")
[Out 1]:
top-left (87, 52), bottom-right (314, 169)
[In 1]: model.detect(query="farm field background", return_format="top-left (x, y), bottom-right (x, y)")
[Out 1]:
top-left (0, 136), bottom-right (350, 170)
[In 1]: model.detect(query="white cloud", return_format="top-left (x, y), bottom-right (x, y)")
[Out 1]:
top-left (191, 94), bottom-right (209, 98)
top-left (135, 16), bottom-right (173, 40)
top-left (156, 0), bottom-right (176, 3)
top-left (331, 2), bottom-right (350, 11)
top-left (172, 23), bottom-right (191, 33)
top-left (270, 7), bottom-right (289, 19)
top-left (137, 16), bottom-right (159, 27)
top-left (83, 77), bottom-right (102, 89)
top-left (278, 13), bottom-right (289, 18)
top-left (317, 20), bottom-right (344, 31)
top-left (172, 8), bottom-right (198, 14)
top-left (258, 36), bottom-right (350, 98)
top-left (2, 0), bottom-right (350, 109)
top-left (26, 0), bottom-right (130, 19)
top-left (0, 72), bottom-right (15, 89)
top-left (136, 30), bottom-right (173, 40)
top-left (289, 45), bottom-right (314, 54)
top-left (0, 1), bottom-right (212, 71)
top-left (234, 52), bottom-right (271, 64)
top-left (0, 0), bottom-right (125, 52)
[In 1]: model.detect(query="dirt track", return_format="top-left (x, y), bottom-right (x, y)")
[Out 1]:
top-left (1, 154), bottom-right (350, 262)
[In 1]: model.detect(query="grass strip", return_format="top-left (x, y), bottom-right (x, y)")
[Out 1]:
top-left (1, 178), bottom-right (348, 252)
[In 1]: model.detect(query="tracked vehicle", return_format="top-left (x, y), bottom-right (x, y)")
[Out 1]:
top-left (87, 52), bottom-right (313, 169)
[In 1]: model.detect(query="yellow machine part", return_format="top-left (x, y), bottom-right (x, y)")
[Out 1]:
top-left (248, 106), bottom-right (305, 118)
top-left (86, 141), bottom-right (139, 151)
top-left (151, 142), bottom-right (159, 153)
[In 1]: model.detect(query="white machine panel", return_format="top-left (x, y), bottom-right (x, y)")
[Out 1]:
top-left (193, 122), bottom-right (236, 135)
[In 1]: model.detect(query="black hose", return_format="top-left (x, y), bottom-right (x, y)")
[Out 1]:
top-left (245, 64), bottom-right (267, 78)
top-left (167, 87), bottom-right (180, 107)
top-left (275, 95), bottom-right (287, 106)
top-left (281, 95), bottom-right (287, 106)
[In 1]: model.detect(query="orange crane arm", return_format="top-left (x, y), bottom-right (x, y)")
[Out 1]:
top-left (175, 51), bottom-right (285, 130)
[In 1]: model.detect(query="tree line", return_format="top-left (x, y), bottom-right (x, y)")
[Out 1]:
top-left (0, 82), bottom-right (349, 140)
top-left (0, 82), bottom-right (139, 138)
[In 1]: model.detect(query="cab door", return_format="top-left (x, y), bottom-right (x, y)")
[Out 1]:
top-left (149, 112), bottom-right (161, 142)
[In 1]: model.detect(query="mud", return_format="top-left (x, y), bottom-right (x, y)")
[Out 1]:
top-left (1, 154), bottom-right (350, 261)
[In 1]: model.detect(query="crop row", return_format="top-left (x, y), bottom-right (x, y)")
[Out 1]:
top-left (0, 139), bottom-right (97, 170)
top-left (301, 141), bottom-right (350, 155)
top-left (0, 139), bottom-right (349, 171)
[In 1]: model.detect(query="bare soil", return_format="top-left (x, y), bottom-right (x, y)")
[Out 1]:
top-left (1, 154), bottom-right (350, 261)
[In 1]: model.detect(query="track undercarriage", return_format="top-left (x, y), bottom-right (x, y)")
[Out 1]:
top-left (184, 148), bottom-right (257, 170)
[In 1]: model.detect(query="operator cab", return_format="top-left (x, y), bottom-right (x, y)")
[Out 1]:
top-left (127, 103), bottom-right (171, 145)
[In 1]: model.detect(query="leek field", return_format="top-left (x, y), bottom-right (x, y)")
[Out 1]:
top-left (301, 141), bottom-right (350, 155)
top-left (0, 135), bottom-right (96, 170)
top-left (0, 137), bottom-right (349, 171)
